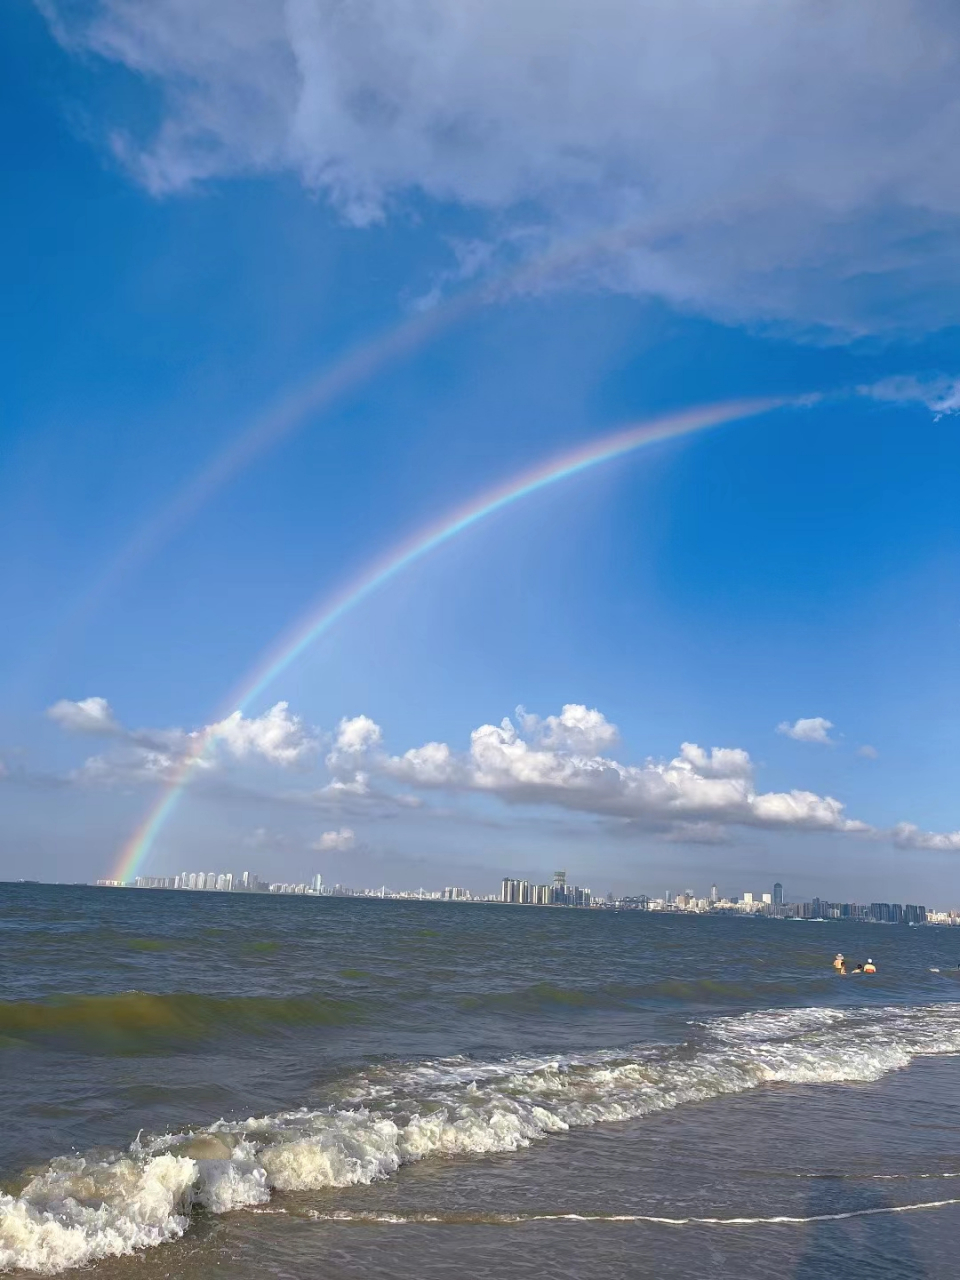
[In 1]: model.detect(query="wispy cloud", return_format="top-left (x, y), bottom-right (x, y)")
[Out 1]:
top-left (859, 374), bottom-right (960, 419)
top-left (41, 0), bottom-right (960, 332)
top-left (311, 828), bottom-right (356, 852)
top-left (893, 822), bottom-right (960, 852)
top-left (776, 716), bottom-right (835, 745)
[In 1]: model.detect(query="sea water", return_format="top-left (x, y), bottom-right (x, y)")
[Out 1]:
top-left (2, 883), bottom-right (960, 1277)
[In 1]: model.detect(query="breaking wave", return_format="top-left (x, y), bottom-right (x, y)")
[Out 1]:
top-left (4, 1001), bottom-right (960, 1273)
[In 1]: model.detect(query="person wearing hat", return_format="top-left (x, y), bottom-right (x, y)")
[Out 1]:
top-left (833, 953), bottom-right (845, 971)
top-left (863, 958), bottom-right (877, 974)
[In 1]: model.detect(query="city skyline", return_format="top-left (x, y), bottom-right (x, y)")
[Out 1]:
top-left (83, 867), bottom-right (955, 925)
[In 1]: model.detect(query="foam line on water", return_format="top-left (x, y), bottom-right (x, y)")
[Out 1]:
top-left (4, 1001), bottom-right (960, 1273)
top-left (305, 1198), bottom-right (960, 1227)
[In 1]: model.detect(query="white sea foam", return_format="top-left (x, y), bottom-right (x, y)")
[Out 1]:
top-left (4, 1001), bottom-right (960, 1272)
top-left (304, 1199), bottom-right (960, 1227)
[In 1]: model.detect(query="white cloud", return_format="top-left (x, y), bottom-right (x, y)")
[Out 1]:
top-left (51, 698), bottom-right (315, 782)
top-left (893, 822), bottom-right (960, 852)
top-left (205, 701), bottom-right (316, 765)
top-left (857, 744), bottom-right (879, 759)
top-left (517, 703), bottom-right (619, 754)
top-left (48, 693), bottom-right (960, 851)
top-left (72, 746), bottom-right (186, 785)
top-left (777, 716), bottom-right (835, 745)
top-left (376, 707), bottom-right (869, 834)
top-left (859, 374), bottom-right (960, 418)
top-left (331, 714), bottom-right (383, 756)
top-left (42, 0), bottom-right (960, 331)
top-left (676, 742), bottom-right (752, 780)
top-left (311, 827), bottom-right (356, 851)
top-left (47, 697), bottom-right (121, 736)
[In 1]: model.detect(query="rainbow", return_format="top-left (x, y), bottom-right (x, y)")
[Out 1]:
top-left (112, 395), bottom-right (788, 882)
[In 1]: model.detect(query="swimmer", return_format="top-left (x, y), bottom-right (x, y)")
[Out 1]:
top-left (863, 958), bottom-right (877, 974)
top-left (833, 952), bottom-right (845, 970)
top-left (851, 963), bottom-right (864, 974)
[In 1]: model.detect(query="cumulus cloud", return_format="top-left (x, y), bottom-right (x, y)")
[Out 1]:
top-left (51, 698), bottom-right (316, 782)
top-left (777, 716), bottom-right (835, 745)
top-left (516, 704), bottom-right (619, 754)
top-left (859, 374), bottom-right (960, 418)
top-left (47, 697), bottom-right (122, 736)
top-left (205, 701), bottom-right (316, 765)
top-left (377, 706), bottom-right (869, 834)
top-left (42, 0), bottom-right (960, 330)
top-left (311, 827), bottom-right (356, 851)
top-left (46, 692), bottom-right (960, 850)
top-left (893, 822), bottom-right (960, 852)
top-left (330, 714), bottom-right (383, 757)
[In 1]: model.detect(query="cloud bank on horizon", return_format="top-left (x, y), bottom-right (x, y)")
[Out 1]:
top-left (38, 697), bottom-right (960, 853)
top-left (41, 0), bottom-right (960, 332)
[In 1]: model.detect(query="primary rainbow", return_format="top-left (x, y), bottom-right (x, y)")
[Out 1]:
top-left (112, 395), bottom-right (786, 883)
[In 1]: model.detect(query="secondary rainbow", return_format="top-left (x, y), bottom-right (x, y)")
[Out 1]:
top-left (112, 395), bottom-right (787, 883)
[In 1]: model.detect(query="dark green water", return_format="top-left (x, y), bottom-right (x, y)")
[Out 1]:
top-left (3, 883), bottom-right (960, 1277)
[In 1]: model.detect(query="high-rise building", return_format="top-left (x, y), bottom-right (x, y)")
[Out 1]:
top-left (710, 884), bottom-right (719, 903)
top-left (773, 882), bottom-right (783, 906)
top-left (743, 892), bottom-right (754, 905)
top-left (312, 873), bottom-right (323, 894)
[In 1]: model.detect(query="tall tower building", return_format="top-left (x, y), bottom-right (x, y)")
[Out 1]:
top-left (773, 882), bottom-right (783, 906)
top-left (710, 884), bottom-right (718, 903)
top-left (553, 870), bottom-right (567, 906)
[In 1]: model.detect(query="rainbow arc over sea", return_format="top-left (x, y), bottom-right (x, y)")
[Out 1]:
top-left (112, 395), bottom-right (788, 883)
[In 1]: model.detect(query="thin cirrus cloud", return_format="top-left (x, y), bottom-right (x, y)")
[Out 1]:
top-left (859, 374), bottom-right (960, 419)
top-left (776, 716), bottom-right (835, 745)
top-left (41, 0), bottom-right (960, 332)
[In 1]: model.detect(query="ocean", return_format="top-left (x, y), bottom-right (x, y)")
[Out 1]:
top-left (3, 883), bottom-right (960, 1278)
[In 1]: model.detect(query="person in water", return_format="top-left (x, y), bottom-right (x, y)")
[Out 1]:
top-left (833, 953), bottom-right (845, 970)
top-left (863, 959), bottom-right (877, 973)
top-left (851, 963), bottom-right (864, 973)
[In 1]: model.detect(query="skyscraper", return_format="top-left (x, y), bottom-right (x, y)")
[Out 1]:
top-left (773, 882), bottom-right (783, 906)
top-left (710, 884), bottom-right (719, 903)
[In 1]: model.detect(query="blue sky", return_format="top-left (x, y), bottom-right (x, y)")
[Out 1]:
top-left (2, 0), bottom-right (960, 902)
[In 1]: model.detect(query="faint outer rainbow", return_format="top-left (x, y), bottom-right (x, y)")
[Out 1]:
top-left (112, 395), bottom-right (788, 883)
